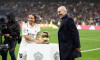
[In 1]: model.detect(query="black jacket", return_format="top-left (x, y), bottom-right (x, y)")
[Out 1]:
top-left (2, 21), bottom-right (20, 41)
top-left (58, 14), bottom-right (81, 60)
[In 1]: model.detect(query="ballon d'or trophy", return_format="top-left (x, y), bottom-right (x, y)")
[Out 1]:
top-left (41, 31), bottom-right (50, 44)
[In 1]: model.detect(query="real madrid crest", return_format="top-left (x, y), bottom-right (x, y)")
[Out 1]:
top-left (24, 29), bottom-right (28, 33)
top-left (34, 52), bottom-right (43, 60)
top-left (54, 52), bottom-right (60, 60)
top-left (35, 30), bottom-right (37, 33)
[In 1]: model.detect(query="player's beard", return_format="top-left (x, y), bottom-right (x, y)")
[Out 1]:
top-left (29, 20), bottom-right (35, 26)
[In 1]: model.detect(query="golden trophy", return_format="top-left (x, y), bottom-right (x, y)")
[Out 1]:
top-left (41, 31), bottom-right (50, 44)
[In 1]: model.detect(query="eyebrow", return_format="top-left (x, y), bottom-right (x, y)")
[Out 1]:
top-left (57, 11), bottom-right (60, 13)
top-left (30, 17), bottom-right (34, 19)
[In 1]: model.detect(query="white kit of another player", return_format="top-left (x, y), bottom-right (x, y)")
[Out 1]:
top-left (17, 14), bottom-right (43, 60)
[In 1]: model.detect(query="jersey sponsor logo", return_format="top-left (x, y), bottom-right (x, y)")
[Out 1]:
top-left (28, 33), bottom-right (35, 38)
top-left (35, 30), bottom-right (37, 33)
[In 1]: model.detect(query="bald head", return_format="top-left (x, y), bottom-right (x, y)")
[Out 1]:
top-left (58, 6), bottom-right (67, 12)
top-left (57, 6), bottom-right (67, 18)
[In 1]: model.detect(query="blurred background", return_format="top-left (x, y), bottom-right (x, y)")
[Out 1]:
top-left (0, 0), bottom-right (100, 60)
top-left (0, 0), bottom-right (100, 25)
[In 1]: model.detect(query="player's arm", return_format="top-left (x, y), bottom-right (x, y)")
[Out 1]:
top-left (24, 35), bottom-right (38, 43)
top-left (22, 24), bottom-right (38, 43)
top-left (67, 18), bottom-right (81, 52)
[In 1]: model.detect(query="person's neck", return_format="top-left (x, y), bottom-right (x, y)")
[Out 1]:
top-left (61, 14), bottom-right (68, 19)
top-left (29, 22), bottom-right (35, 27)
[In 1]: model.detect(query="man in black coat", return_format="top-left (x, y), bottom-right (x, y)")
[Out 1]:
top-left (57, 6), bottom-right (81, 60)
top-left (1, 12), bottom-right (20, 60)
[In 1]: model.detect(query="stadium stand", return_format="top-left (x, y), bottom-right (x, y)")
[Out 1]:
top-left (0, 0), bottom-right (100, 25)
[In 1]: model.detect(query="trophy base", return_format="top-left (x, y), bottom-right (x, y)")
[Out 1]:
top-left (42, 41), bottom-right (49, 44)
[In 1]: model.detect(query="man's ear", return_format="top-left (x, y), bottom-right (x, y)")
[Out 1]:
top-left (64, 11), bottom-right (67, 14)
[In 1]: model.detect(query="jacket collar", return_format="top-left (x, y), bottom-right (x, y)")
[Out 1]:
top-left (59, 14), bottom-right (69, 31)
top-left (61, 14), bottom-right (68, 20)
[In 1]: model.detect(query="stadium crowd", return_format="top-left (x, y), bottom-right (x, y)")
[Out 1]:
top-left (0, 0), bottom-right (100, 25)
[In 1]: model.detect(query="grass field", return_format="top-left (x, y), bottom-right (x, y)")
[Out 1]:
top-left (0, 28), bottom-right (100, 60)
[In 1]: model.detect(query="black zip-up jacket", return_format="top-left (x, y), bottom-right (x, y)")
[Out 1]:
top-left (2, 21), bottom-right (20, 41)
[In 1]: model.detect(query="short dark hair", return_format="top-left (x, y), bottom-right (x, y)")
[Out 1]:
top-left (6, 12), bottom-right (15, 21)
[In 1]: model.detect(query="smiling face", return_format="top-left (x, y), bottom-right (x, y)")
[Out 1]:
top-left (57, 6), bottom-right (67, 18)
top-left (28, 14), bottom-right (37, 25)
top-left (28, 15), bottom-right (35, 23)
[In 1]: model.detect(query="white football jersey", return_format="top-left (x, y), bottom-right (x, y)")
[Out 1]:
top-left (18, 22), bottom-right (40, 53)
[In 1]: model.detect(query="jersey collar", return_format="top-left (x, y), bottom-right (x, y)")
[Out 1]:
top-left (27, 22), bottom-right (36, 28)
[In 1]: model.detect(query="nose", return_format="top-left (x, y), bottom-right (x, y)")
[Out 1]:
top-left (58, 12), bottom-right (60, 15)
top-left (57, 11), bottom-right (59, 14)
top-left (58, 13), bottom-right (59, 14)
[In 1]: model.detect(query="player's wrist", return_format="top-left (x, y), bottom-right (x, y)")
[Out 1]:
top-left (32, 39), bottom-right (35, 42)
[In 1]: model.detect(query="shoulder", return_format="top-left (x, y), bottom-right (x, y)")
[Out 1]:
top-left (67, 18), bottom-right (74, 22)
top-left (35, 24), bottom-right (40, 28)
top-left (22, 23), bottom-right (27, 28)
top-left (15, 22), bottom-right (20, 26)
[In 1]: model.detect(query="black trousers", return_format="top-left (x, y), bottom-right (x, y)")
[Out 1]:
top-left (67, 58), bottom-right (75, 60)
top-left (2, 40), bottom-right (17, 60)
top-left (60, 57), bottom-right (75, 60)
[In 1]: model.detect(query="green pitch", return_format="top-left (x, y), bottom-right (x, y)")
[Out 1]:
top-left (0, 28), bottom-right (100, 60)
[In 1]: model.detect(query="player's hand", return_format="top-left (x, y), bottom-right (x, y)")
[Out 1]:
top-left (4, 34), bottom-right (10, 37)
top-left (34, 40), bottom-right (39, 44)
top-left (4, 34), bottom-right (12, 38)
top-left (76, 48), bottom-right (81, 52)
top-left (38, 40), bottom-right (43, 44)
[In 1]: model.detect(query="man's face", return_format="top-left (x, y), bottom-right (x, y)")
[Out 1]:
top-left (57, 8), bottom-right (66, 18)
top-left (28, 15), bottom-right (35, 23)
